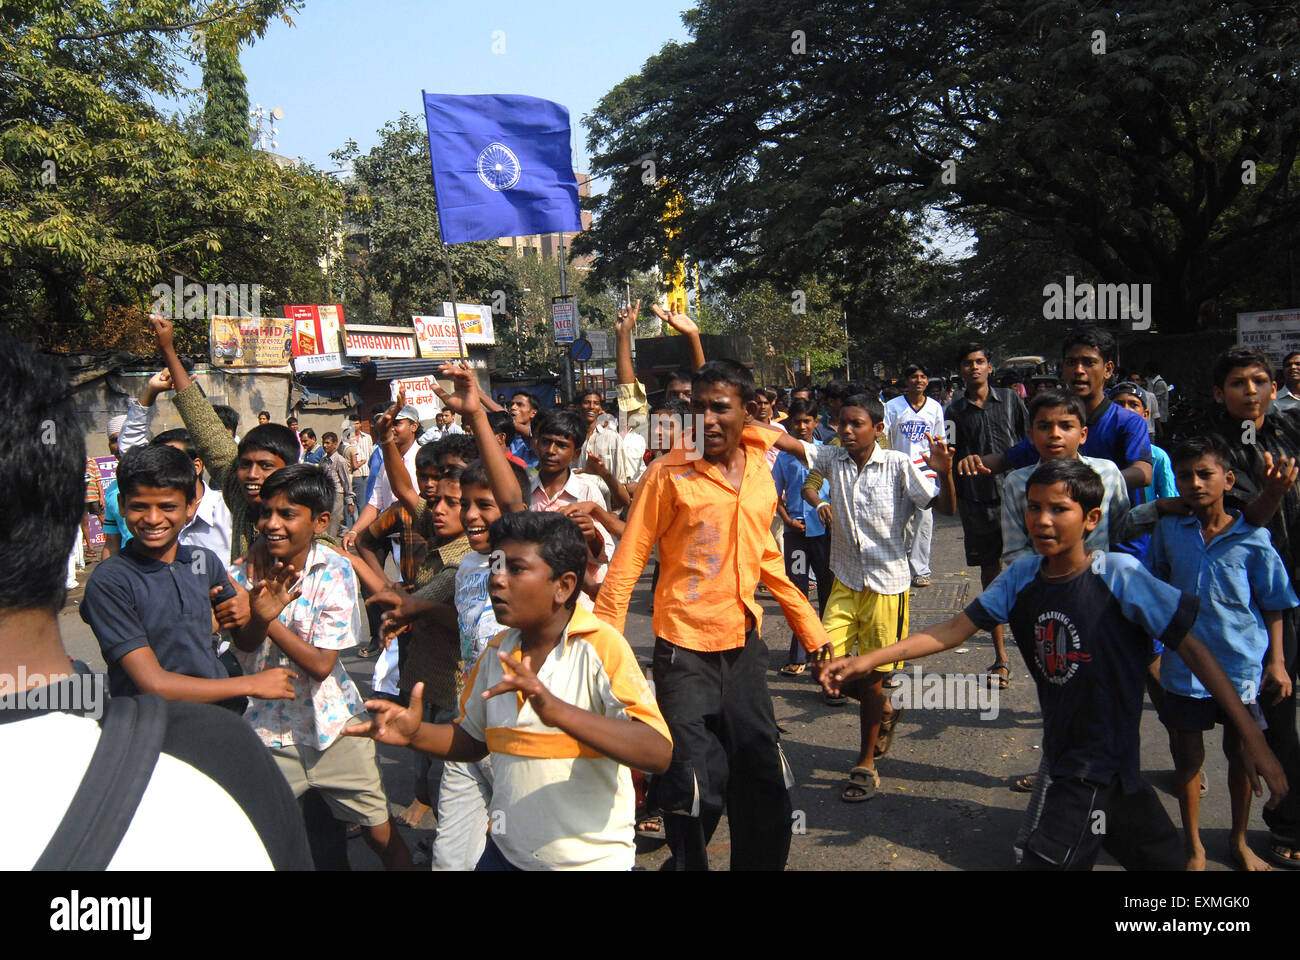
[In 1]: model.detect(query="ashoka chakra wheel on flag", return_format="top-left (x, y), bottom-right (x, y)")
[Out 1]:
top-left (476, 142), bottom-right (521, 191)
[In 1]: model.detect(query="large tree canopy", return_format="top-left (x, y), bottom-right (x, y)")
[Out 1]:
top-left (0, 0), bottom-right (344, 351)
top-left (577, 0), bottom-right (1300, 336)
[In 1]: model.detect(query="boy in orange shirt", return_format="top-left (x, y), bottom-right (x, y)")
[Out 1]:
top-left (594, 359), bottom-right (831, 871)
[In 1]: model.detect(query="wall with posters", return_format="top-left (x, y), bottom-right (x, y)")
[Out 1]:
top-left (439, 302), bottom-right (496, 345)
top-left (1237, 308), bottom-right (1300, 366)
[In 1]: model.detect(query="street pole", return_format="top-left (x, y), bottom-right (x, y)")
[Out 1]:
top-left (557, 232), bottom-right (573, 404)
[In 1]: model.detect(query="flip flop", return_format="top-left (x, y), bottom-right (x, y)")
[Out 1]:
top-left (874, 706), bottom-right (904, 758)
top-left (1267, 833), bottom-right (1300, 870)
top-left (636, 814), bottom-right (665, 839)
top-left (779, 663), bottom-right (807, 676)
top-left (841, 766), bottom-right (879, 802)
top-left (1010, 773), bottom-right (1036, 793)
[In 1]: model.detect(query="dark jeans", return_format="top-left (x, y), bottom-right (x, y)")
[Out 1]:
top-left (1262, 609), bottom-right (1300, 839)
top-left (475, 836), bottom-right (522, 871)
top-left (1019, 776), bottom-right (1182, 871)
top-left (651, 630), bottom-right (792, 870)
top-left (361, 539), bottom-right (392, 651)
top-left (784, 529), bottom-right (831, 666)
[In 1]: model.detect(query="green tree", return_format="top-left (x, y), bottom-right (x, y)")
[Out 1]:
top-left (201, 39), bottom-right (249, 148)
top-left (0, 0), bottom-right (345, 352)
top-left (577, 0), bottom-right (1300, 336)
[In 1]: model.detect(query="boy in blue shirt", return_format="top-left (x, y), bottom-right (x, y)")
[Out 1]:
top-left (1147, 437), bottom-right (1297, 870)
top-left (817, 458), bottom-right (1288, 870)
top-left (772, 398), bottom-right (832, 674)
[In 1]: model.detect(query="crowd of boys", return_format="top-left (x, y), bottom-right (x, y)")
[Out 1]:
top-left (4, 313), bottom-right (1298, 872)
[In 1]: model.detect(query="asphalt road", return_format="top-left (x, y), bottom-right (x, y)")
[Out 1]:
top-left (59, 512), bottom-right (1263, 871)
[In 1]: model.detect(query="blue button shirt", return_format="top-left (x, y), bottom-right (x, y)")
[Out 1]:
top-left (1146, 512), bottom-right (1298, 700)
top-left (772, 446), bottom-right (829, 537)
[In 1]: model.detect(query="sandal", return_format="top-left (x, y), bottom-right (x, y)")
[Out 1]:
top-left (987, 659), bottom-right (1010, 689)
top-left (1011, 773), bottom-right (1036, 793)
top-left (874, 706), bottom-right (904, 758)
top-left (357, 645), bottom-right (380, 659)
top-left (841, 766), bottom-right (879, 802)
top-left (779, 663), bottom-right (807, 676)
top-left (636, 813), bottom-right (665, 839)
top-left (824, 691), bottom-right (849, 706)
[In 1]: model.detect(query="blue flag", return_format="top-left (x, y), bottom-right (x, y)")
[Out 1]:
top-left (422, 93), bottom-right (583, 244)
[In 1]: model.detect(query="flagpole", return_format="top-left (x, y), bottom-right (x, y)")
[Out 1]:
top-left (557, 232), bottom-right (574, 403)
top-left (443, 244), bottom-right (467, 362)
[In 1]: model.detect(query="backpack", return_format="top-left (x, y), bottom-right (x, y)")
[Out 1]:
top-left (34, 693), bottom-right (167, 870)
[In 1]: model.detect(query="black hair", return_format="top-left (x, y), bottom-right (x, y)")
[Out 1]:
top-left (370, 402), bottom-right (391, 420)
top-left (299, 427), bottom-right (316, 441)
top-left (1025, 458), bottom-right (1104, 513)
top-left (460, 458), bottom-right (532, 502)
top-left (511, 390), bottom-right (540, 413)
top-left (840, 392), bottom-right (885, 425)
top-left (822, 379), bottom-right (851, 402)
top-left (1211, 345), bottom-right (1274, 389)
top-left (286, 417), bottom-right (299, 426)
top-left (487, 511), bottom-right (588, 610)
top-left (439, 434), bottom-right (479, 466)
top-left (487, 409), bottom-right (516, 443)
top-left (212, 404), bottom-right (240, 434)
top-left (1286, 352), bottom-right (1300, 366)
top-left (0, 335), bottom-right (85, 611)
top-left (415, 441), bottom-right (443, 473)
top-left (956, 343), bottom-right (990, 366)
top-left (1170, 436), bottom-right (1233, 472)
top-left (663, 369), bottom-right (693, 390)
top-left (322, 431), bottom-right (338, 443)
top-left (117, 443), bottom-right (197, 504)
top-left (1061, 327), bottom-right (1117, 366)
top-left (237, 424), bottom-right (299, 470)
top-left (257, 409), bottom-right (271, 420)
top-left (535, 409), bottom-right (584, 448)
top-left (150, 427), bottom-right (199, 463)
top-left (439, 464), bottom-right (464, 485)
top-left (1027, 389), bottom-right (1088, 426)
top-left (692, 358), bottom-right (756, 404)
top-left (902, 363), bottom-right (928, 379)
top-left (651, 397), bottom-right (693, 420)
top-left (259, 463), bottom-right (332, 516)
top-left (787, 398), bottom-right (818, 419)
top-left (578, 388), bottom-right (603, 403)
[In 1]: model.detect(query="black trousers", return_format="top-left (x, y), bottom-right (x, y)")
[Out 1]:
top-left (1262, 609), bottom-right (1300, 839)
top-left (651, 630), bottom-right (792, 870)
top-left (784, 530), bottom-right (831, 665)
top-left (1019, 776), bottom-right (1182, 871)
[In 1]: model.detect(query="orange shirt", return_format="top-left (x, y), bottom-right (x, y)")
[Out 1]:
top-left (593, 426), bottom-right (830, 653)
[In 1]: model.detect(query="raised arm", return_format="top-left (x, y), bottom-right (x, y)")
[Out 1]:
top-left (652, 305), bottom-right (706, 371)
top-left (438, 362), bottom-right (527, 514)
top-left (373, 387), bottom-right (422, 516)
top-left (150, 315), bottom-right (238, 485)
top-left (615, 300), bottom-right (639, 386)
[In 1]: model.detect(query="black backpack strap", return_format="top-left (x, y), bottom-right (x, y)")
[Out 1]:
top-left (34, 694), bottom-right (168, 871)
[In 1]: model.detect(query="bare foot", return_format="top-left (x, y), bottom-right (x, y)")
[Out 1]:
top-left (1229, 837), bottom-right (1271, 872)
top-left (1185, 846), bottom-right (1206, 871)
top-left (398, 799), bottom-right (431, 828)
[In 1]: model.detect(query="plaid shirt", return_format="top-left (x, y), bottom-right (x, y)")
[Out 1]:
top-left (1000, 454), bottom-right (1131, 565)
top-left (799, 440), bottom-right (938, 595)
top-left (366, 497), bottom-right (439, 588)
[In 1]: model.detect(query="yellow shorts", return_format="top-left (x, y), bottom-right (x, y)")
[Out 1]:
top-left (822, 578), bottom-right (909, 671)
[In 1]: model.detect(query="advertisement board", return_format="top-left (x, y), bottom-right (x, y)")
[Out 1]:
top-left (209, 316), bottom-right (294, 371)
top-left (552, 296), bottom-right (577, 343)
top-left (412, 315), bottom-right (466, 359)
top-left (439, 302), bottom-right (496, 345)
top-left (285, 304), bottom-right (344, 372)
top-left (342, 325), bottom-right (419, 359)
top-left (1237, 308), bottom-right (1300, 366)
top-left (390, 376), bottom-right (442, 421)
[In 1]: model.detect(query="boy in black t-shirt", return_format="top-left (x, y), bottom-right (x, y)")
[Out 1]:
top-left (82, 444), bottom-right (298, 705)
top-left (816, 458), bottom-right (1288, 870)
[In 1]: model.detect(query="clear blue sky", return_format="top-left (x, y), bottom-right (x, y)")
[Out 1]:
top-left (206, 0), bottom-right (694, 173)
